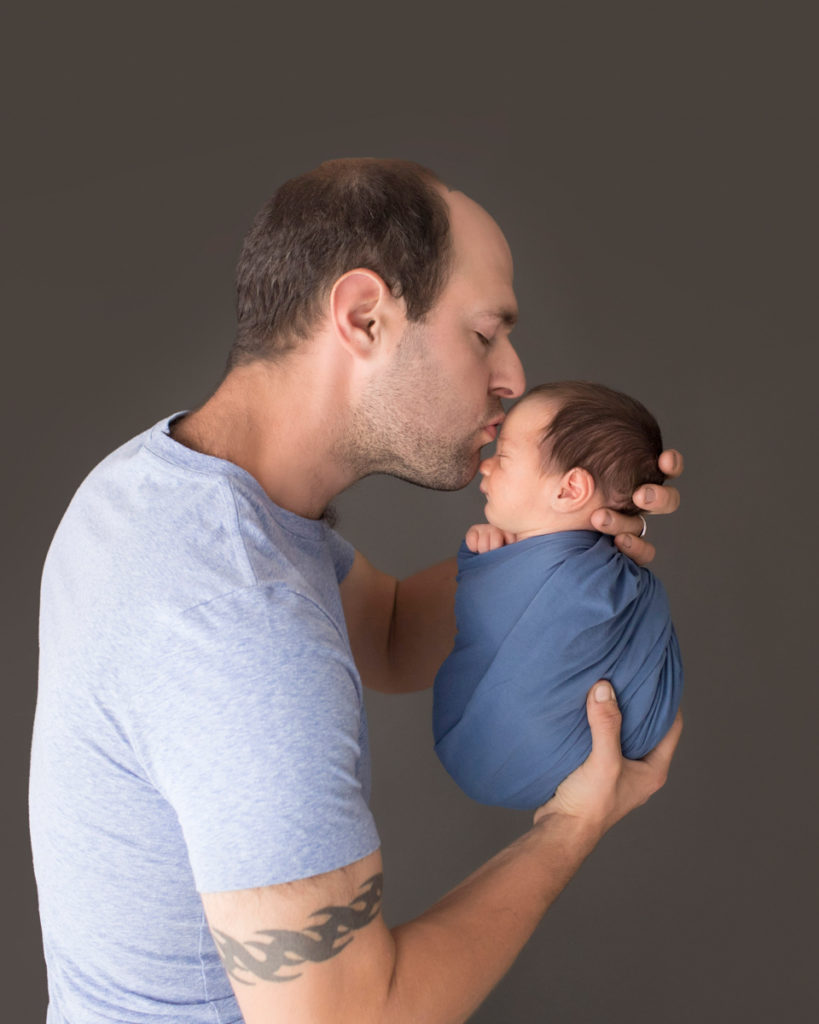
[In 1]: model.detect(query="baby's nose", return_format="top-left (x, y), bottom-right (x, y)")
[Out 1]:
top-left (479, 458), bottom-right (491, 475)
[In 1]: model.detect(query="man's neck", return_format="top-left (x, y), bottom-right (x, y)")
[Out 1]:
top-left (171, 357), bottom-right (358, 520)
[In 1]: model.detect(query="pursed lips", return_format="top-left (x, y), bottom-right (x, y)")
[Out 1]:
top-left (482, 414), bottom-right (505, 441)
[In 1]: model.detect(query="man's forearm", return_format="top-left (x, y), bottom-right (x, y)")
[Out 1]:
top-left (204, 690), bottom-right (680, 1024)
top-left (383, 811), bottom-right (601, 1024)
top-left (206, 812), bottom-right (603, 1024)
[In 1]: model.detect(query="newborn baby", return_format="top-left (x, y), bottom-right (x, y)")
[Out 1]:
top-left (433, 381), bottom-right (683, 810)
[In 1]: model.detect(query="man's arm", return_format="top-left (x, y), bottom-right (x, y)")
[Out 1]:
top-left (202, 685), bottom-right (683, 1024)
top-left (342, 449), bottom-right (684, 694)
top-left (340, 553), bottom-right (458, 694)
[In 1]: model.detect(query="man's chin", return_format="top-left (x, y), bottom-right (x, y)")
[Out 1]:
top-left (438, 449), bottom-right (483, 491)
top-left (389, 453), bottom-right (479, 493)
top-left (390, 470), bottom-right (474, 493)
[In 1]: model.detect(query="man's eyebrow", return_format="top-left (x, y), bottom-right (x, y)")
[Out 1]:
top-left (476, 308), bottom-right (518, 328)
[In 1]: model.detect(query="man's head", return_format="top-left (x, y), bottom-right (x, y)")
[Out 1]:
top-left (228, 158), bottom-right (453, 368)
top-left (221, 159), bottom-right (525, 499)
top-left (479, 381), bottom-right (666, 537)
top-left (346, 188), bottom-right (524, 490)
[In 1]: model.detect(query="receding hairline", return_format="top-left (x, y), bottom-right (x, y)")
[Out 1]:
top-left (442, 187), bottom-right (514, 270)
top-left (229, 157), bottom-right (456, 367)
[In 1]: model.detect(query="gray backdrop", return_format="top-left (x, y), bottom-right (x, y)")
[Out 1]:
top-left (5, 4), bottom-right (817, 1021)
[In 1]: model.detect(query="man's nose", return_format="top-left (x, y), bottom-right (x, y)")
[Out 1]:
top-left (490, 337), bottom-right (526, 399)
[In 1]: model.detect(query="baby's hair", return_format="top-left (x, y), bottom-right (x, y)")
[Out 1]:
top-left (525, 381), bottom-right (666, 515)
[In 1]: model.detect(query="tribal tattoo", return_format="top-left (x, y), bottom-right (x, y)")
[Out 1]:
top-left (211, 873), bottom-right (383, 985)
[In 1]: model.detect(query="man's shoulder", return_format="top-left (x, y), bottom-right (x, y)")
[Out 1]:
top-left (48, 414), bottom-right (346, 610)
top-left (176, 578), bottom-right (349, 654)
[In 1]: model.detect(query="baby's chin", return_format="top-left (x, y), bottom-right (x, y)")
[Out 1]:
top-left (509, 525), bottom-right (566, 541)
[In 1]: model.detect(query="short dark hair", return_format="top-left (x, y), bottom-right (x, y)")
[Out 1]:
top-left (526, 381), bottom-right (666, 515)
top-left (227, 158), bottom-right (452, 369)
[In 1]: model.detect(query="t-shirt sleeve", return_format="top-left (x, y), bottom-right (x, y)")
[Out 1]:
top-left (126, 583), bottom-right (380, 892)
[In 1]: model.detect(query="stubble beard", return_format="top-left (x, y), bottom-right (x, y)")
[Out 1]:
top-left (340, 325), bottom-right (491, 492)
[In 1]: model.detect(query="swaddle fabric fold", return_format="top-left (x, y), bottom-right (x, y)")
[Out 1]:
top-left (433, 531), bottom-right (683, 809)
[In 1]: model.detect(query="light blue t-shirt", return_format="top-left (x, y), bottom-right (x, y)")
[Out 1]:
top-left (29, 415), bottom-right (380, 1023)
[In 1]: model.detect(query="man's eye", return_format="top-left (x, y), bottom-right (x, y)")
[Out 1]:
top-left (476, 332), bottom-right (491, 347)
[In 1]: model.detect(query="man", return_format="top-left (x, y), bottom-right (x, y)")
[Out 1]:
top-left (30, 158), bottom-right (683, 1023)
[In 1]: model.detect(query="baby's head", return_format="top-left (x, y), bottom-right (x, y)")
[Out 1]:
top-left (479, 381), bottom-right (666, 538)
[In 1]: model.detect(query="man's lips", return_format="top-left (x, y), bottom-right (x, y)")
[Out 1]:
top-left (482, 416), bottom-right (504, 441)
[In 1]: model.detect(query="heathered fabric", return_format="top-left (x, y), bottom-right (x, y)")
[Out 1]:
top-left (30, 414), bottom-right (380, 1023)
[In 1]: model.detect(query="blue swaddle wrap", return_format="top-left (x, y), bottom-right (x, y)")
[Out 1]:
top-left (433, 530), bottom-right (683, 810)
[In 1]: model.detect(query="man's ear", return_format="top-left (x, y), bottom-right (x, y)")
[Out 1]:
top-left (552, 467), bottom-right (596, 511)
top-left (329, 269), bottom-right (395, 359)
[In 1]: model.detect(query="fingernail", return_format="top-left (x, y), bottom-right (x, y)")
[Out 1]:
top-left (598, 511), bottom-right (612, 528)
top-left (621, 534), bottom-right (632, 549)
top-left (594, 683), bottom-right (614, 702)
top-left (643, 486), bottom-right (656, 505)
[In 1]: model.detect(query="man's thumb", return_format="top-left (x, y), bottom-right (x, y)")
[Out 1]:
top-left (587, 681), bottom-right (623, 764)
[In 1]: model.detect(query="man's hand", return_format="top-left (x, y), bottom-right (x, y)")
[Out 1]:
top-left (590, 449), bottom-right (683, 566)
top-left (535, 681), bottom-right (683, 833)
top-left (465, 523), bottom-right (509, 553)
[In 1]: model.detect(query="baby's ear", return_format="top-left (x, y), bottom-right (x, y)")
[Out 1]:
top-left (552, 467), bottom-right (596, 511)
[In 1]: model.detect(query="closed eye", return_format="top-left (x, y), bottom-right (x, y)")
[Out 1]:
top-left (476, 332), bottom-right (492, 347)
